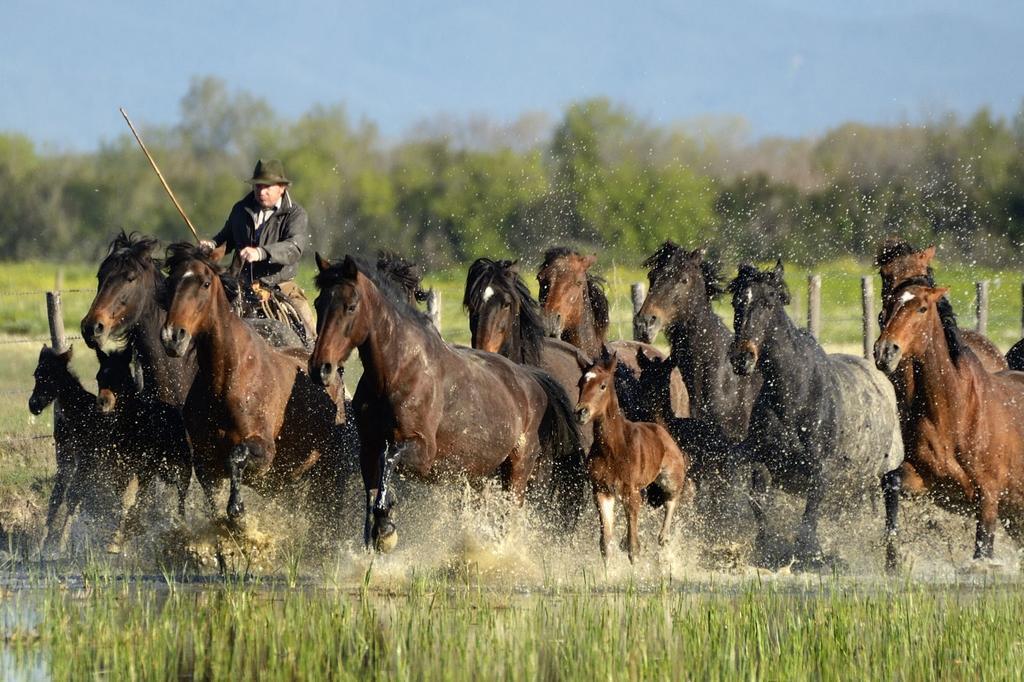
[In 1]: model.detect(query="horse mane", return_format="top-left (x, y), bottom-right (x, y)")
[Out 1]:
top-left (163, 242), bottom-right (240, 304)
top-left (315, 255), bottom-right (436, 331)
top-left (541, 247), bottom-right (609, 335)
top-left (642, 240), bottom-right (726, 300)
top-left (728, 263), bottom-right (792, 305)
top-left (463, 258), bottom-right (546, 366)
top-left (98, 230), bottom-right (162, 281)
top-left (376, 251), bottom-right (428, 303)
top-left (874, 237), bottom-right (935, 285)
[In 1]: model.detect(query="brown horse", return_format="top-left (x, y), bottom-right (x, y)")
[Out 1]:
top-left (875, 239), bottom-right (1007, 372)
top-left (875, 283), bottom-right (1024, 560)
top-left (575, 350), bottom-right (692, 563)
top-left (536, 247), bottom-right (688, 416)
top-left (160, 242), bottom-right (351, 540)
top-left (309, 254), bottom-right (586, 551)
top-left (463, 257), bottom-right (594, 452)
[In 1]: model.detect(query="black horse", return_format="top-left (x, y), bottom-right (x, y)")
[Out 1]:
top-left (728, 262), bottom-right (904, 570)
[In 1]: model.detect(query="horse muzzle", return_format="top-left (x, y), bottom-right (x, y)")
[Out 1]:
top-left (28, 394), bottom-right (49, 415)
top-left (96, 389), bottom-right (117, 413)
top-left (574, 407), bottom-right (591, 425)
top-left (83, 319), bottom-right (128, 354)
top-left (542, 311), bottom-right (563, 338)
top-left (729, 341), bottom-right (758, 376)
top-left (310, 361), bottom-right (339, 388)
top-left (634, 313), bottom-right (660, 344)
top-left (160, 325), bottom-right (192, 357)
top-left (874, 339), bottom-right (903, 374)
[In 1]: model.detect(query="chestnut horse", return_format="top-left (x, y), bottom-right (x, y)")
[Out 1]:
top-left (875, 283), bottom-right (1024, 560)
top-left (309, 254), bottom-right (586, 551)
top-left (575, 350), bottom-right (692, 563)
top-left (875, 238), bottom-right (1007, 372)
top-left (536, 247), bottom-right (688, 416)
top-left (160, 242), bottom-right (351, 539)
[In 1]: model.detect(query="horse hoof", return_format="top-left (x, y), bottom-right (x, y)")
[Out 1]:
top-left (375, 527), bottom-right (398, 554)
top-left (228, 500), bottom-right (245, 521)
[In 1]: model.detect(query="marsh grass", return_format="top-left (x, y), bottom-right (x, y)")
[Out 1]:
top-left (2, 572), bottom-right (1023, 680)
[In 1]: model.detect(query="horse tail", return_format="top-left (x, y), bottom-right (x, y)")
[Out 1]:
top-left (528, 368), bottom-right (587, 530)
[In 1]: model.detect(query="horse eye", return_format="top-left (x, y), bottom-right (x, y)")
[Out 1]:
top-left (203, 280), bottom-right (211, 289)
top-left (600, 383), bottom-right (607, 390)
top-left (918, 306), bottom-right (927, 313)
top-left (125, 273), bottom-right (137, 282)
top-left (346, 304), bottom-right (357, 313)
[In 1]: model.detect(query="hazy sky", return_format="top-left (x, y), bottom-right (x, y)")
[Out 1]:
top-left (4, 0), bottom-right (1023, 149)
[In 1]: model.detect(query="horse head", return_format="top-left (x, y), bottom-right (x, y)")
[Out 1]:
top-left (574, 347), bottom-right (619, 425)
top-left (636, 241), bottom-right (723, 343)
top-left (536, 248), bottom-right (603, 339)
top-left (874, 285), bottom-right (950, 374)
top-left (160, 241), bottom-right (229, 358)
top-left (728, 260), bottom-right (790, 376)
top-left (82, 231), bottom-right (163, 354)
top-left (28, 345), bottom-right (73, 415)
top-left (310, 254), bottom-right (372, 388)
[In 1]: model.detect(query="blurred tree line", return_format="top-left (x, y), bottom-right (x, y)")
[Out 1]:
top-left (3, 76), bottom-right (1024, 268)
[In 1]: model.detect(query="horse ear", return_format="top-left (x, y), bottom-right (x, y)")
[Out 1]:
top-left (929, 286), bottom-right (950, 301)
top-left (688, 247), bottom-right (706, 261)
top-left (209, 242), bottom-right (227, 263)
top-left (636, 349), bottom-right (653, 369)
top-left (59, 345), bottom-right (73, 363)
top-left (607, 351), bottom-right (619, 371)
top-left (582, 253), bottom-right (598, 269)
top-left (920, 245), bottom-right (937, 265)
top-left (341, 255), bottom-right (359, 280)
top-left (507, 259), bottom-right (520, 275)
top-left (773, 259), bottom-right (785, 277)
top-left (315, 252), bottom-right (332, 272)
top-left (576, 352), bottom-right (590, 372)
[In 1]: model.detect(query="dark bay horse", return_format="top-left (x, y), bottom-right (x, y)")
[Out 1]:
top-left (94, 349), bottom-right (191, 547)
top-left (29, 346), bottom-right (104, 554)
top-left (536, 247), bottom-right (688, 416)
top-left (875, 239), bottom-right (1007, 372)
top-left (309, 254), bottom-right (586, 551)
top-left (875, 283), bottom-right (1024, 560)
top-left (729, 262), bottom-right (904, 570)
top-left (82, 231), bottom-right (196, 407)
top-left (635, 242), bottom-right (762, 444)
top-left (463, 257), bottom-right (595, 450)
top-left (575, 350), bottom-right (692, 563)
top-left (160, 242), bottom-right (352, 539)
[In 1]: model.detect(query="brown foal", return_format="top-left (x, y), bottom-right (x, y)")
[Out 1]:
top-left (575, 350), bottom-right (692, 563)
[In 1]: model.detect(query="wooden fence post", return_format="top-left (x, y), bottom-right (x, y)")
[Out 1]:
top-left (1021, 280), bottom-right (1024, 338)
top-left (46, 291), bottom-right (68, 353)
top-left (807, 274), bottom-right (822, 340)
top-left (426, 289), bottom-right (441, 333)
top-left (861, 276), bottom-right (875, 360)
top-left (975, 281), bottom-right (989, 336)
top-left (631, 282), bottom-right (646, 341)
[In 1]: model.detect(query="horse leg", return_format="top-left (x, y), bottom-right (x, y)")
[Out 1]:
top-left (594, 489), bottom-right (615, 562)
top-left (749, 462), bottom-right (773, 565)
top-left (625, 491), bottom-right (642, 564)
top-left (658, 494), bottom-right (678, 547)
top-left (371, 441), bottom-right (404, 553)
top-left (882, 468), bottom-right (902, 573)
top-left (974, 489), bottom-right (999, 560)
top-left (794, 483), bottom-right (826, 568)
top-left (226, 438), bottom-right (272, 526)
top-left (41, 450), bottom-right (75, 557)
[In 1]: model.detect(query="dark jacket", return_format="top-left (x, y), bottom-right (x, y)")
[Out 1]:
top-left (212, 191), bottom-right (309, 285)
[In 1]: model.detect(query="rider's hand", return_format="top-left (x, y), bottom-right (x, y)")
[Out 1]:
top-left (239, 246), bottom-right (266, 263)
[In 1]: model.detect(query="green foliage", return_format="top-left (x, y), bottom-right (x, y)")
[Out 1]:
top-left (3, 81), bottom-right (1024, 268)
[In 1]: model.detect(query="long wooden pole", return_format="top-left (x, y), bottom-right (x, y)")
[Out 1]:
top-left (119, 107), bottom-right (200, 242)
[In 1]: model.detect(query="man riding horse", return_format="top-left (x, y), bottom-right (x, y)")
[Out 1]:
top-left (201, 159), bottom-right (316, 343)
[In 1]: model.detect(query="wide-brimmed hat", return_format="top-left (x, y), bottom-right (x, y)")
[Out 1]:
top-left (248, 159), bottom-right (291, 185)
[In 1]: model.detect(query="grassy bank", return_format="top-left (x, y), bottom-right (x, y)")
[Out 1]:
top-left (1, 574), bottom-right (1022, 680)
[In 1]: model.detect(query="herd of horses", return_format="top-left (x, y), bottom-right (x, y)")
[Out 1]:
top-left (25, 231), bottom-right (1024, 572)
